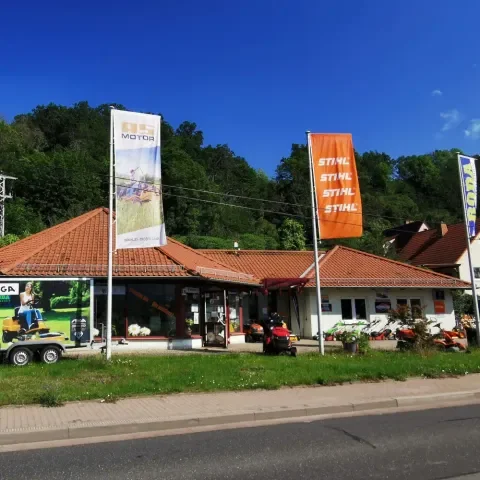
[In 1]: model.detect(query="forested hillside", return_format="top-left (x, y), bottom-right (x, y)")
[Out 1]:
top-left (0, 102), bottom-right (477, 252)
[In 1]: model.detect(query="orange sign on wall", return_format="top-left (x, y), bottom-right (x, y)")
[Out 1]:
top-left (434, 300), bottom-right (446, 315)
top-left (309, 133), bottom-right (363, 239)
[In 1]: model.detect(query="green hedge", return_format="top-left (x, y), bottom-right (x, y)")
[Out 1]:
top-left (50, 295), bottom-right (90, 309)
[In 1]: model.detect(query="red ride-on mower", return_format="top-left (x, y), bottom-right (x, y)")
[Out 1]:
top-left (263, 313), bottom-right (297, 357)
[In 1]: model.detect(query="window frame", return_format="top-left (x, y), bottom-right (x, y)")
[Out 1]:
top-left (340, 298), bottom-right (367, 321)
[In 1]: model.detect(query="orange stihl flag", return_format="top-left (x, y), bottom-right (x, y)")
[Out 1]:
top-left (309, 133), bottom-right (362, 239)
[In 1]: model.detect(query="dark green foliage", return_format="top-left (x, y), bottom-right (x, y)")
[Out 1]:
top-left (1, 102), bottom-right (477, 253)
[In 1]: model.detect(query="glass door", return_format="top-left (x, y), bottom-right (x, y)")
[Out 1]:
top-left (204, 291), bottom-right (226, 346)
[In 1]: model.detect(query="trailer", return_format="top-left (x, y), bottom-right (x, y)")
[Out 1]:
top-left (0, 278), bottom-right (93, 366)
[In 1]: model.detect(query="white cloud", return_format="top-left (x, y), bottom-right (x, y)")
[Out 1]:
top-left (440, 109), bottom-right (461, 131)
top-left (465, 119), bottom-right (480, 139)
top-left (431, 89), bottom-right (442, 97)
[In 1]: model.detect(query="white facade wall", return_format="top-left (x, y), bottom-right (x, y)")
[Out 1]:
top-left (304, 287), bottom-right (455, 338)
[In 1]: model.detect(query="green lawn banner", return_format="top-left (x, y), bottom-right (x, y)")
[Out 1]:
top-left (0, 279), bottom-right (91, 348)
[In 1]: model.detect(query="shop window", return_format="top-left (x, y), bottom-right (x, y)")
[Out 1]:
top-left (396, 298), bottom-right (422, 318)
top-left (95, 287), bottom-right (126, 338)
top-left (183, 288), bottom-right (201, 336)
top-left (355, 299), bottom-right (366, 320)
top-left (410, 299), bottom-right (422, 318)
top-left (434, 290), bottom-right (445, 300)
top-left (341, 299), bottom-right (366, 320)
top-left (228, 292), bottom-right (241, 333)
top-left (341, 299), bottom-right (352, 320)
top-left (127, 284), bottom-right (176, 337)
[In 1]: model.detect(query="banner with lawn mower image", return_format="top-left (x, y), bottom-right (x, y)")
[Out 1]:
top-left (0, 279), bottom-right (91, 348)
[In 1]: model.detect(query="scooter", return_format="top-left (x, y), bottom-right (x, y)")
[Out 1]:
top-left (263, 313), bottom-right (297, 357)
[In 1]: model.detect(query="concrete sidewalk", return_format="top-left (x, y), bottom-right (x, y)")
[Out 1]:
top-left (65, 339), bottom-right (399, 357)
top-left (2, 374), bottom-right (480, 446)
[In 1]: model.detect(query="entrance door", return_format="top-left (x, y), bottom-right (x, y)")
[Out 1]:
top-left (204, 291), bottom-right (227, 347)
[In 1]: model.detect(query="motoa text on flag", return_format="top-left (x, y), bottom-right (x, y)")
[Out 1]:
top-left (113, 110), bottom-right (167, 249)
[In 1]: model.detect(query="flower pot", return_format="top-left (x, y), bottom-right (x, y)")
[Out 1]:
top-left (185, 327), bottom-right (192, 338)
top-left (343, 342), bottom-right (358, 353)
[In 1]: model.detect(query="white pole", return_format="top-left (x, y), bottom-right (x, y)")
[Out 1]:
top-left (106, 107), bottom-right (115, 360)
top-left (306, 131), bottom-right (324, 355)
top-left (457, 153), bottom-right (480, 346)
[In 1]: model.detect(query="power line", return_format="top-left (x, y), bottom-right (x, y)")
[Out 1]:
top-left (114, 179), bottom-right (433, 234)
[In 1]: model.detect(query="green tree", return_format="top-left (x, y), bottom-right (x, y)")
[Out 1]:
top-left (279, 218), bottom-right (306, 250)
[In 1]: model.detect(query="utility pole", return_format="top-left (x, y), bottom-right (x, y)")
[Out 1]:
top-left (0, 174), bottom-right (16, 237)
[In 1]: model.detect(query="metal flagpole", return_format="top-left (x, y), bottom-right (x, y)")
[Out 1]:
top-left (457, 153), bottom-right (480, 346)
top-left (106, 107), bottom-right (115, 360)
top-left (306, 131), bottom-right (324, 355)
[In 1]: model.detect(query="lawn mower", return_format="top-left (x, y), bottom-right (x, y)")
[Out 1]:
top-left (281, 320), bottom-right (300, 342)
top-left (263, 313), bottom-right (297, 357)
top-left (2, 302), bottom-right (67, 344)
top-left (396, 323), bottom-right (466, 352)
top-left (243, 321), bottom-right (264, 342)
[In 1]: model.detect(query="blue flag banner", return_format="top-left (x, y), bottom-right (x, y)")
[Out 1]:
top-left (459, 154), bottom-right (477, 238)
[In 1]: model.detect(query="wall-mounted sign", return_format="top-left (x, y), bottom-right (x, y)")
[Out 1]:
top-left (434, 300), bottom-right (446, 315)
top-left (94, 285), bottom-right (126, 296)
top-left (375, 300), bottom-right (391, 313)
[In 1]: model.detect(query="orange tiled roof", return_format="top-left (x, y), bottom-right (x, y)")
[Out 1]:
top-left (201, 246), bottom-right (468, 288)
top-left (0, 208), bottom-right (258, 285)
top-left (303, 246), bottom-right (470, 288)
top-left (398, 220), bottom-right (480, 267)
top-left (198, 250), bottom-right (318, 279)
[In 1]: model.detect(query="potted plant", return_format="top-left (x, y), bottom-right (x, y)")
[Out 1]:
top-left (337, 330), bottom-right (359, 353)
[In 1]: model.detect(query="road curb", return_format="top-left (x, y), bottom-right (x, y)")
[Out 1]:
top-left (1, 390), bottom-right (479, 446)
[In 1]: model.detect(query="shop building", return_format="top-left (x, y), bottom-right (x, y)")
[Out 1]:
top-left (0, 208), bottom-right (470, 348)
top-left (0, 209), bottom-right (260, 349)
top-left (202, 247), bottom-right (470, 337)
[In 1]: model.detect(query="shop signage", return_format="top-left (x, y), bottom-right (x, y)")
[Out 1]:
top-left (0, 283), bottom-right (19, 295)
top-left (113, 109), bottom-right (166, 249)
top-left (434, 300), bottom-right (446, 315)
top-left (182, 287), bottom-right (200, 295)
top-left (94, 285), bottom-right (126, 295)
top-left (309, 133), bottom-right (362, 239)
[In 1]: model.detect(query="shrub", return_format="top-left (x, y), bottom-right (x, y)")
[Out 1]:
top-left (50, 295), bottom-right (90, 309)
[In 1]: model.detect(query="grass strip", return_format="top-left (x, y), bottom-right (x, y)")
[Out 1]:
top-left (1, 350), bottom-right (479, 406)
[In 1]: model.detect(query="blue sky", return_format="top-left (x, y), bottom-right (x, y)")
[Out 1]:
top-left (1, 0), bottom-right (479, 175)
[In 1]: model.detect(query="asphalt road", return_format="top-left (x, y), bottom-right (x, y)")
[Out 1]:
top-left (2, 404), bottom-right (480, 480)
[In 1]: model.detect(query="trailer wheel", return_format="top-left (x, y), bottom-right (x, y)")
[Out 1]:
top-left (10, 347), bottom-right (33, 366)
top-left (40, 346), bottom-right (62, 364)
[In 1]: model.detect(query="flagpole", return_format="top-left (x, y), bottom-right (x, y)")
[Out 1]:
top-left (457, 153), bottom-right (480, 346)
top-left (307, 131), bottom-right (325, 355)
top-left (106, 107), bottom-right (115, 360)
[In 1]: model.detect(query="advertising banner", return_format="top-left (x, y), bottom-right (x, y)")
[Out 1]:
top-left (0, 279), bottom-right (91, 348)
top-left (434, 300), bottom-right (446, 315)
top-left (113, 110), bottom-right (167, 249)
top-left (458, 154), bottom-right (477, 238)
top-left (310, 133), bottom-right (362, 239)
